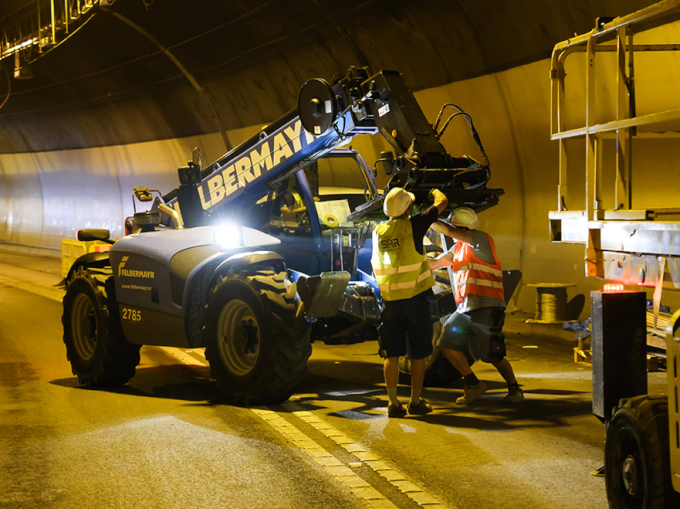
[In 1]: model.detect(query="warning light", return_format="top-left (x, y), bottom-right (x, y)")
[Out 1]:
top-left (603, 283), bottom-right (625, 293)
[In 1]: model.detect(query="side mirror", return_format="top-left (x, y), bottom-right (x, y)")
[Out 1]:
top-left (133, 187), bottom-right (153, 202)
top-left (192, 147), bottom-right (202, 171)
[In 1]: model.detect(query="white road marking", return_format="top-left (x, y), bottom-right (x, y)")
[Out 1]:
top-left (282, 401), bottom-right (455, 509)
top-left (5, 270), bottom-right (453, 507)
top-left (325, 388), bottom-right (384, 397)
top-left (252, 407), bottom-right (398, 509)
top-left (398, 423), bottom-right (417, 434)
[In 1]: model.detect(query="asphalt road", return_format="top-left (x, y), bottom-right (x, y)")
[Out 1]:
top-left (0, 249), bottom-right (668, 509)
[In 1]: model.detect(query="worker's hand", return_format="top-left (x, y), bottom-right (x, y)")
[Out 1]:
top-left (431, 189), bottom-right (448, 214)
top-left (431, 219), bottom-right (472, 244)
top-left (430, 221), bottom-right (449, 235)
top-left (431, 189), bottom-right (446, 203)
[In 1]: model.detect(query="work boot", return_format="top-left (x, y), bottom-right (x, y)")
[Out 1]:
top-left (387, 404), bottom-right (407, 418)
top-left (456, 381), bottom-right (487, 405)
top-left (504, 385), bottom-right (524, 403)
top-left (407, 399), bottom-right (433, 415)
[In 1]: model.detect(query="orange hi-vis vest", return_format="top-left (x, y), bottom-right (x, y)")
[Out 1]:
top-left (371, 218), bottom-right (435, 301)
top-left (449, 233), bottom-right (504, 304)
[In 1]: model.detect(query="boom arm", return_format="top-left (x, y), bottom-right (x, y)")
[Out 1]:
top-left (163, 66), bottom-right (504, 223)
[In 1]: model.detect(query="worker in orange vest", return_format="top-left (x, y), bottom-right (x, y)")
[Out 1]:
top-left (428, 207), bottom-right (523, 405)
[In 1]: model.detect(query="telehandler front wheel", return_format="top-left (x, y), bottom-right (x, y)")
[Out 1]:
top-left (62, 266), bottom-right (141, 386)
top-left (605, 395), bottom-right (680, 509)
top-left (204, 270), bottom-right (312, 405)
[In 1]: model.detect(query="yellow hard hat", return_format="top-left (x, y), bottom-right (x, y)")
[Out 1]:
top-left (383, 187), bottom-right (415, 217)
top-left (450, 207), bottom-right (479, 229)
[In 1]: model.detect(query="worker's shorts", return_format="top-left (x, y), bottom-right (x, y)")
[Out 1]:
top-left (437, 307), bottom-right (506, 363)
top-left (378, 291), bottom-right (434, 360)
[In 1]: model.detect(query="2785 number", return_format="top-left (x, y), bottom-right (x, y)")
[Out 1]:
top-left (122, 308), bottom-right (142, 322)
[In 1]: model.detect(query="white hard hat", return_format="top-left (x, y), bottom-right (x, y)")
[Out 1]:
top-left (383, 187), bottom-right (415, 217)
top-left (450, 207), bottom-right (479, 229)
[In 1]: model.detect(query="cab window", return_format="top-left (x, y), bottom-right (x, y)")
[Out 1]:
top-left (304, 157), bottom-right (371, 231)
top-left (243, 174), bottom-right (312, 235)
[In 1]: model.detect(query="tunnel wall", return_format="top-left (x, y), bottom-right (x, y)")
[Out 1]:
top-left (2, 45), bottom-right (679, 315)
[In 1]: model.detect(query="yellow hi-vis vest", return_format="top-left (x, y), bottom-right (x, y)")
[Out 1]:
top-left (371, 218), bottom-right (435, 301)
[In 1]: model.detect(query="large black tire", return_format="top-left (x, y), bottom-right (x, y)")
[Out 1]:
top-left (62, 266), bottom-right (141, 386)
top-left (398, 321), bottom-right (474, 387)
top-left (605, 395), bottom-right (680, 509)
top-left (204, 269), bottom-right (312, 405)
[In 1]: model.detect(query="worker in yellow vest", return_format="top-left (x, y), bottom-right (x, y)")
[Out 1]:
top-left (372, 187), bottom-right (448, 417)
top-left (429, 207), bottom-right (523, 405)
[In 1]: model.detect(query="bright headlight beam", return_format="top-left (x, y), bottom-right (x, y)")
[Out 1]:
top-left (214, 224), bottom-right (243, 249)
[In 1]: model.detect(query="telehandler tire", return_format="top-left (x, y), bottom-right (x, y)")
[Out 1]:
top-left (62, 266), bottom-right (141, 386)
top-left (204, 269), bottom-right (312, 405)
top-left (605, 395), bottom-right (680, 509)
top-left (398, 321), bottom-right (473, 387)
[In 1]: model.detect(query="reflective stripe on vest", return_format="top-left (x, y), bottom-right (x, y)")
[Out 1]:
top-left (449, 233), bottom-right (504, 304)
top-left (455, 262), bottom-right (503, 278)
top-left (371, 218), bottom-right (434, 301)
top-left (373, 261), bottom-right (424, 276)
top-left (378, 269), bottom-right (433, 293)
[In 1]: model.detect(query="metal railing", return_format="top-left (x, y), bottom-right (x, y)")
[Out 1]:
top-left (1, 0), bottom-right (99, 75)
top-left (549, 0), bottom-right (680, 292)
top-left (551, 0), bottom-right (680, 220)
top-left (549, 0), bottom-right (680, 285)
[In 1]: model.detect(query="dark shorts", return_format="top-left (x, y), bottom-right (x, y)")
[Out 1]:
top-left (437, 307), bottom-right (506, 363)
top-left (378, 291), bottom-right (434, 359)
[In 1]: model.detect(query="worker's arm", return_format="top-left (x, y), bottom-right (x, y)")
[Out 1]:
top-left (428, 250), bottom-right (453, 270)
top-left (430, 220), bottom-right (472, 244)
top-left (431, 189), bottom-right (448, 214)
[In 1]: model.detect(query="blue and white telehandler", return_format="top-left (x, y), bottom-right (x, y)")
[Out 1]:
top-left (61, 66), bottom-right (504, 404)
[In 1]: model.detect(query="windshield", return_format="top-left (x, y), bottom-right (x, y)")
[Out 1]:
top-left (304, 155), bottom-right (374, 229)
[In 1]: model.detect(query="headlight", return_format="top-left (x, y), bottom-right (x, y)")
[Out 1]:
top-left (214, 224), bottom-right (243, 249)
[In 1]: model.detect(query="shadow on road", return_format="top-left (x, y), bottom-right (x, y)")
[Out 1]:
top-left (49, 364), bottom-right (220, 403)
top-left (49, 358), bottom-right (594, 433)
top-left (294, 360), bottom-right (595, 431)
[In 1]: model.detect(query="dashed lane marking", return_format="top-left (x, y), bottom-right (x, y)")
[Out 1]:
top-left (252, 407), bottom-right (399, 509)
top-left (281, 401), bottom-right (455, 509)
top-left (5, 274), bottom-right (453, 508)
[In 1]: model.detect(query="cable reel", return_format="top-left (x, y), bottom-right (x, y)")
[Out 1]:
top-left (298, 78), bottom-right (338, 136)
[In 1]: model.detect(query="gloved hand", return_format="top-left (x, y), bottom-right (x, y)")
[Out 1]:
top-left (430, 189), bottom-right (447, 204)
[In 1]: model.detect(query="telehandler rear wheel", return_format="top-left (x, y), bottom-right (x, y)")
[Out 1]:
top-left (204, 269), bottom-right (312, 405)
top-left (62, 266), bottom-right (141, 386)
top-left (605, 395), bottom-right (680, 509)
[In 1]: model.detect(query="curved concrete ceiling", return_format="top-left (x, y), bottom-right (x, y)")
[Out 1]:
top-left (0, 0), bottom-right (658, 153)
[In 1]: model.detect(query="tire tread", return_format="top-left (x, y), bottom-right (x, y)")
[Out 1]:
top-left (62, 266), bottom-right (140, 387)
top-left (205, 269), bottom-right (311, 405)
